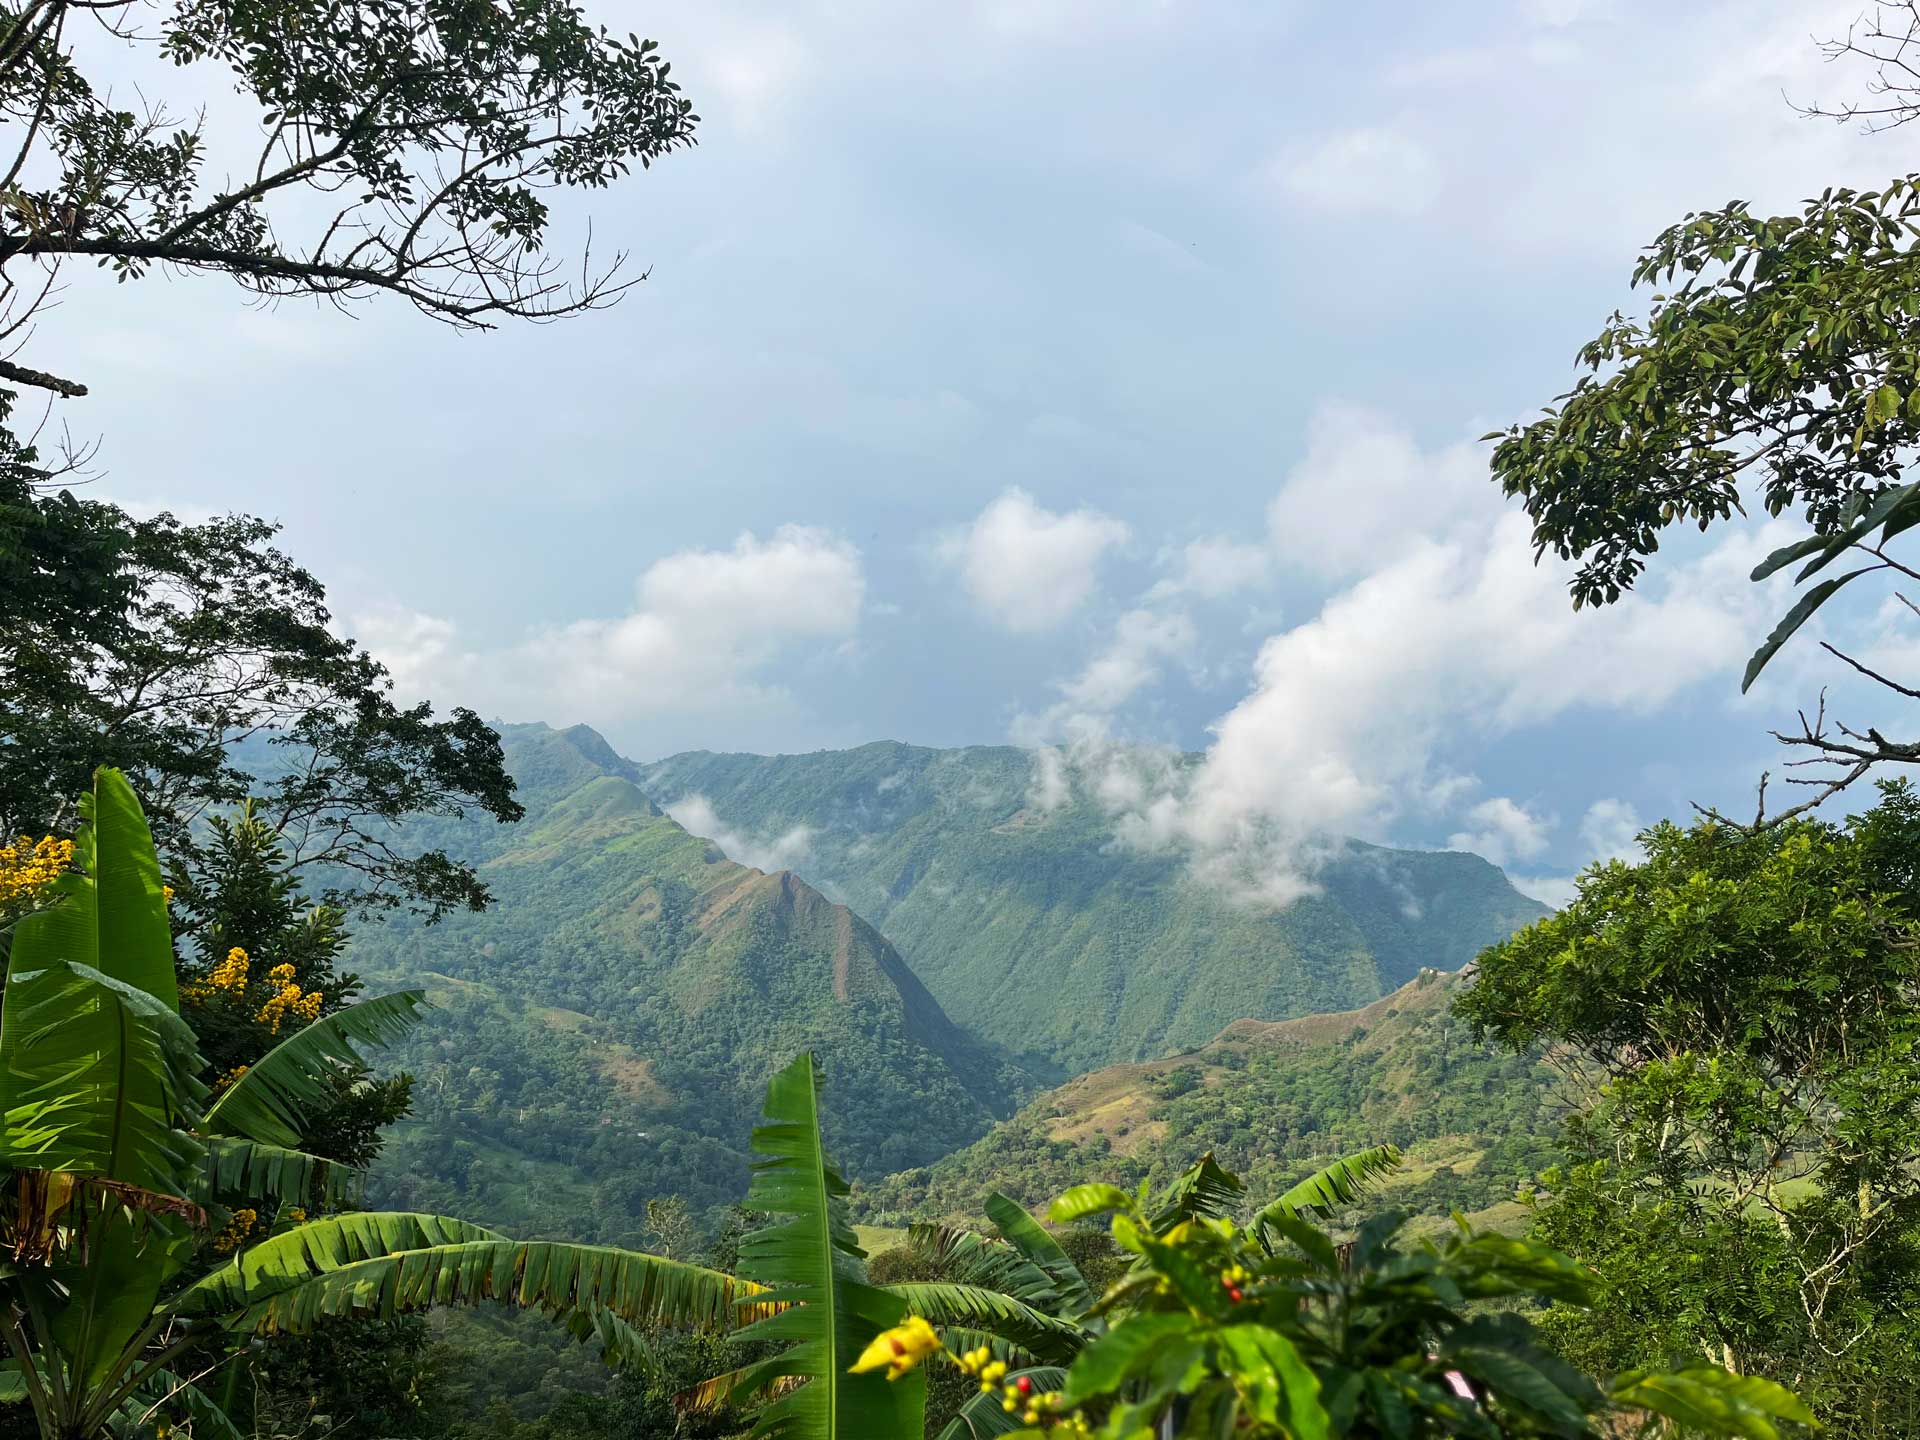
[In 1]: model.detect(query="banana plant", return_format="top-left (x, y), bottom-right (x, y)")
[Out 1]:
top-left (714, 1052), bottom-right (927, 1439)
top-left (900, 1148), bottom-right (1404, 1440)
top-left (0, 769), bottom-right (745, 1440)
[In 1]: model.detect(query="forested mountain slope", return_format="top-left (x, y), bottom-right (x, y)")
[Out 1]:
top-left (352, 723), bottom-right (1021, 1239)
top-left (639, 742), bottom-right (1548, 1075)
top-left (855, 967), bottom-right (1564, 1232)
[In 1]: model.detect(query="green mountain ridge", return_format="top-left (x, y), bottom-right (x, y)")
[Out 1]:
top-left (353, 723), bottom-right (1022, 1238)
top-left (637, 740), bottom-right (1549, 1075)
top-left (854, 966), bottom-right (1565, 1234)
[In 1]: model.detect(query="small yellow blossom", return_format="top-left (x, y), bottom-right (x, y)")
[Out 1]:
top-left (212, 1207), bottom-right (257, 1254)
top-left (849, 1315), bottom-right (941, 1381)
top-left (285, 1207), bottom-right (307, 1224)
top-left (213, 1064), bottom-right (249, 1093)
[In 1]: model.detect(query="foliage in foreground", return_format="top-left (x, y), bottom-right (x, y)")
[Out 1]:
top-left (701, 1052), bottom-right (1803, 1440)
top-left (867, 1179), bottom-right (1810, 1440)
top-left (1459, 782), bottom-right (1920, 1432)
top-left (0, 769), bottom-right (740, 1440)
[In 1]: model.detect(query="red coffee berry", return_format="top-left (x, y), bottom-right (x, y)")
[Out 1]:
top-left (1016, 1376), bottom-right (1032, 1395)
top-left (1227, 1287), bottom-right (1244, 1303)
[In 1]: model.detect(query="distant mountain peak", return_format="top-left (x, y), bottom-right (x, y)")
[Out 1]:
top-left (554, 722), bottom-right (636, 775)
top-left (633, 742), bottom-right (1547, 1075)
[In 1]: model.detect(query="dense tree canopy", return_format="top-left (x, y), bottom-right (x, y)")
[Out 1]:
top-left (1458, 785), bottom-right (1920, 1429)
top-left (0, 488), bottom-right (521, 917)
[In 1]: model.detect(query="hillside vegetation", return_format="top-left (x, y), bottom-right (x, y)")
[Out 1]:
top-left (640, 742), bottom-right (1547, 1074)
top-left (352, 724), bottom-right (1022, 1239)
top-left (856, 967), bottom-right (1563, 1234)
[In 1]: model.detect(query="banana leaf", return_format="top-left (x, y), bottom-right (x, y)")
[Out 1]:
top-left (198, 990), bottom-right (428, 1147)
top-left (726, 1053), bottom-right (925, 1439)
top-left (0, 961), bottom-right (205, 1195)
top-left (175, 1211), bottom-right (742, 1338)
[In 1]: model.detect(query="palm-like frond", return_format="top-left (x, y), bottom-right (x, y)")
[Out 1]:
top-left (983, 1194), bottom-right (1092, 1317)
top-left (1148, 1152), bottom-right (1245, 1232)
top-left (198, 991), bottom-right (429, 1147)
top-left (174, 1212), bottom-right (743, 1338)
top-left (904, 1223), bottom-right (1058, 1307)
top-left (726, 1053), bottom-right (925, 1439)
top-left (1254, 1145), bottom-right (1405, 1239)
top-left (199, 1137), bottom-right (354, 1209)
top-left (562, 1306), bottom-right (659, 1377)
top-left (934, 1366), bottom-right (1066, 1440)
top-left (0, 962), bottom-right (205, 1196)
top-left (675, 1364), bottom-right (806, 1415)
top-left (879, 1283), bottom-right (1084, 1364)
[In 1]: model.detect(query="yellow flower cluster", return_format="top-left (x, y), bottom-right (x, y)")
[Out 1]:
top-left (851, 1320), bottom-right (1085, 1432)
top-left (185, 948), bottom-right (323, 1032)
top-left (212, 1207), bottom-right (257, 1254)
top-left (285, 1206), bottom-right (307, 1224)
top-left (0, 835), bottom-right (73, 908)
top-left (213, 1064), bottom-right (249, 1093)
top-left (212, 946), bottom-right (251, 994)
top-left (185, 946), bottom-right (251, 1007)
top-left (256, 961), bottom-right (323, 1034)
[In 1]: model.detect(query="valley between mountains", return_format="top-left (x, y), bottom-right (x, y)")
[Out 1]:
top-left (353, 721), bottom-right (1556, 1247)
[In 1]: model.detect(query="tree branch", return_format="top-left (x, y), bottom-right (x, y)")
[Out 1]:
top-left (0, 356), bottom-right (85, 396)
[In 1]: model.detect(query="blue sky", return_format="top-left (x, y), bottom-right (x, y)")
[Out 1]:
top-left (47, 0), bottom-right (1920, 902)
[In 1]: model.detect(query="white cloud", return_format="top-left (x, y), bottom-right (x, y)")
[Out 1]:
top-left (1269, 127), bottom-right (1441, 217)
top-left (354, 608), bottom-right (461, 700)
top-left (1067, 406), bottom-right (1792, 906)
top-left (666, 794), bottom-right (816, 874)
top-left (1148, 535), bottom-right (1272, 601)
top-left (1511, 873), bottom-right (1579, 909)
top-left (1028, 746), bottom-right (1071, 813)
top-left (1059, 608), bottom-right (1198, 712)
top-left (1510, 799), bottom-right (1642, 911)
top-left (1179, 510), bottom-right (1752, 871)
top-left (1267, 403), bottom-right (1491, 579)
top-left (1013, 607), bottom-right (1198, 745)
top-left (1578, 797), bottom-right (1643, 863)
top-left (355, 525), bottom-right (864, 731)
top-left (1448, 796), bottom-right (1554, 865)
top-left (942, 488), bottom-right (1130, 633)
